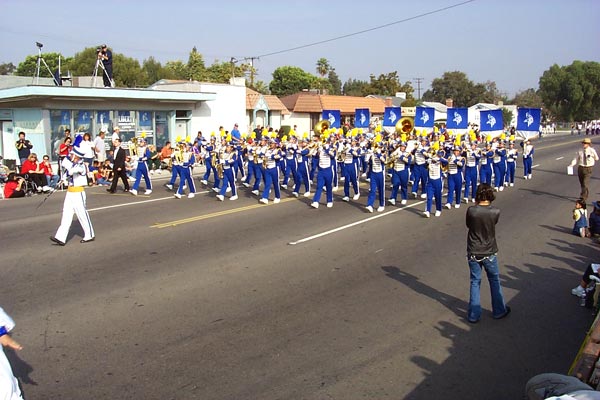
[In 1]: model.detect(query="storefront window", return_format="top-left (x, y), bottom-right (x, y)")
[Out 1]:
top-left (138, 111), bottom-right (154, 145)
top-left (74, 110), bottom-right (91, 134)
top-left (49, 110), bottom-right (71, 161)
top-left (155, 111), bottom-right (169, 150)
top-left (116, 110), bottom-right (136, 142)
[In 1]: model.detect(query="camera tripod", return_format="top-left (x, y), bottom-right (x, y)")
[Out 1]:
top-left (92, 54), bottom-right (114, 88)
top-left (33, 42), bottom-right (60, 86)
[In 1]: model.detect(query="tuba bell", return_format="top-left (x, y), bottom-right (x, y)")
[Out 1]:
top-left (129, 137), bottom-right (139, 157)
top-left (313, 120), bottom-right (330, 136)
top-left (395, 117), bottom-right (414, 135)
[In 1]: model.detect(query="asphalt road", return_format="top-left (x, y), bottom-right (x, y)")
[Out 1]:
top-left (1, 133), bottom-right (598, 400)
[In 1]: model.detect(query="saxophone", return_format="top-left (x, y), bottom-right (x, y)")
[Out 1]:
top-left (215, 149), bottom-right (224, 179)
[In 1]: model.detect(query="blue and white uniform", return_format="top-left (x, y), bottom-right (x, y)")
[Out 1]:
top-left (252, 140), bottom-right (268, 194)
top-left (0, 307), bottom-right (23, 400)
top-left (464, 144), bottom-right (480, 202)
top-left (522, 140), bottom-right (534, 179)
top-left (411, 140), bottom-right (430, 197)
top-left (492, 144), bottom-right (507, 190)
top-left (261, 142), bottom-right (283, 203)
top-left (505, 144), bottom-right (518, 185)
top-left (53, 148), bottom-right (95, 244)
top-left (479, 145), bottom-right (494, 186)
top-left (389, 144), bottom-right (412, 204)
top-left (366, 146), bottom-right (386, 210)
top-left (218, 145), bottom-right (237, 200)
top-left (175, 145), bottom-right (196, 198)
top-left (282, 138), bottom-right (298, 188)
top-left (446, 148), bottom-right (464, 206)
top-left (131, 142), bottom-right (153, 194)
top-left (342, 141), bottom-right (361, 200)
top-left (293, 141), bottom-right (311, 196)
top-left (425, 153), bottom-right (448, 215)
top-left (311, 143), bottom-right (336, 207)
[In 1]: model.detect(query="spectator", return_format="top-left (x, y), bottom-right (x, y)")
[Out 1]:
top-left (58, 137), bottom-right (72, 178)
top-left (88, 160), bottom-right (99, 185)
top-left (148, 144), bottom-right (161, 174)
top-left (94, 131), bottom-right (107, 162)
top-left (589, 201), bottom-right (600, 237)
top-left (125, 156), bottom-right (136, 180)
top-left (20, 153), bottom-right (50, 192)
top-left (102, 160), bottom-right (113, 181)
top-left (231, 123), bottom-right (241, 142)
top-left (3, 173), bottom-right (25, 198)
top-left (15, 131), bottom-right (33, 165)
top-left (39, 154), bottom-right (60, 188)
top-left (96, 164), bottom-right (111, 186)
top-left (572, 199), bottom-right (590, 237)
top-left (571, 263), bottom-right (600, 298)
top-left (159, 141), bottom-right (173, 170)
top-left (79, 133), bottom-right (95, 165)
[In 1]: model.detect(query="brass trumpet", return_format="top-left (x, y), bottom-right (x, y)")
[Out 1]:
top-left (313, 120), bottom-right (330, 135)
top-left (395, 117), bottom-right (414, 135)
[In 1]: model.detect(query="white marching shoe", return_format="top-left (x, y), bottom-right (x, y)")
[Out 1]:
top-left (353, 193), bottom-right (360, 200)
top-left (216, 194), bottom-right (224, 201)
top-left (327, 202), bottom-right (333, 208)
top-left (174, 193), bottom-right (182, 199)
top-left (200, 179), bottom-right (208, 185)
top-left (423, 211), bottom-right (430, 218)
top-left (366, 205), bottom-right (374, 213)
top-left (434, 210), bottom-right (441, 217)
top-left (401, 199), bottom-right (407, 205)
top-left (259, 198), bottom-right (269, 204)
top-left (252, 190), bottom-right (259, 196)
top-left (454, 204), bottom-right (460, 209)
top-left (273, 198), bottom-right (281, 204)
top-left (188, 193), bottom-right (195, 199)
top-left (165, 184), bottom-right (173, 190)
top-left (304, 192), bottom-right (311, 198)
top-left (144, 189), bottom-right (152, 195)
top-left (310, 202), bottom-right (319, 209)
top-left (445, 203), bottom-right (451, 209)
top-left (377, 206), bottom-right (385, 212)
top-left (388, 199), bottom-right (396, 205)
top-left (129, 189), bottom-right (138, 196)
top-left (420, 193), bottom-right (427, 199)
top-left (292, 192), bottom-right (299, 197)
top-left (342, 196), bottom-right (350, 202)
top-left (230, 195), bottom-right (238, 201)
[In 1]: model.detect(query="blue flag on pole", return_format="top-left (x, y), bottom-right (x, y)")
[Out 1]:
top-left (355, 108), bottom-right (370, 128)
top-left (383, 107), bottom-right (401, 127)
top-left (322, 110), bottom-right (341, 129)
top-left (446, 108), bottom-right (468, 129)
top-left (479, 109), bottom-right (503, 132)
top-left (415, 107), bottom-right (435, 128)
top-left (516, 108), bottom-right (541, 132)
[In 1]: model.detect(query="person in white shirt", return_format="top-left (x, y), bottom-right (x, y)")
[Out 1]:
top-left (569, 138), bottom-right (600, 201)
top-left (93, 131), bottom-right (107, 162)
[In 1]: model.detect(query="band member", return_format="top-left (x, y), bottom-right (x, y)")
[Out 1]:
top-left (492, 141), bottom-right (507, 191)
top-left (445, 146), bottom-right (465, 208)
top-left (233, 139), bottom-right (245, 181)
top-left (0, 306), bottom-right (24, 400)
top-left (423, 150), bottom-right (448, 218)
top-left (50, 146), bottom-right (95, 245)
top-left (201, 136), bottom-right (219, 188)
top-left (342, 137), bottom-right (362, 202)
top-left (310, 137), bottom-right (336, 208)
top-left (292, 137), bottom-right (311, 197)
top-left (216, 142), bottom-right (238, 201)
top-left (282, 135), bottom-right (298, 189)
top-left (522, 139), bottom-right (534, 180)
top-left (173, 142), bottom-right (196, 199)
top-left (365, 139), bottom-right (387, 213)
top-left (242, 138), bottom-right (256, 188)
top-left (411, 137), bottom-right (430, 199)
top-left (260, 138), bottom-right (283, 204)
top-left (505, 141), bottom-right (518, 187)
top-left (107, 138), bottom-right (130, 193)
top-left (463, 141), bottom-right (480, 203)
top-left (479, 142), bottom-right (494, 186)
top-left (389, 142), bottom-right (412, 205)
top-left (252, 136), bottom-right (269, 196)
top-left (130, 137), bottom-right (153, 196)
top-left (309, 135), bottom-right (320, 182)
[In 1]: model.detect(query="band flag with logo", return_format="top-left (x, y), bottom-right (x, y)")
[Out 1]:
top-left (322, 109), bottom-right (341, 129)
top-left (516, 107), bottom-right (541, 140)
top-left (479, 109), bottom-right (503, 135)
top-left (446, 108), bottom-right (468, 130)
top-left (355, 108), bottom-right (370, 128)
top-left (383, 107), bottom-right (401, 127)
top-left (414, 106), bottom-right (435, 128)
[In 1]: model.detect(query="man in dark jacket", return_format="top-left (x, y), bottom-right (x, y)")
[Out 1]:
top-left (465, 183), bottom-right (511, 323)
top-left (107, 138), bottom-right (129, 193)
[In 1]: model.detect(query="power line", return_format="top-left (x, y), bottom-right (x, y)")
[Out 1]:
top-left (255, 0), bottom-right (476, 59)
top-left (413, 78), bottom-right (424, 100)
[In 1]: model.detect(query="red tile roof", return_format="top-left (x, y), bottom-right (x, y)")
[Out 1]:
top-left (247, 88), bottom-right (290, 114)
top-left (280, 92), bottom-right (387, 114)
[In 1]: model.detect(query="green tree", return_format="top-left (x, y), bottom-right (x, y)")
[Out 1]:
top-left (249, 80), bottom-right (270, 95)
top-left (15, 52), bottom-right (71, 78)
top-left (112, 53), bottom-right (145, 87)
top-left (423, 71), bottom-right (479, 106)
top-left (327, 68), bottom-right (342, 95)
top-left (343, 78), bottom-right (370, 96)
top-left (205, 60), bottom-right (246, 84)
top-left (63, 47), bottom-right (100, 77)
top-left (539, 61), bottom-right (600, 121)
top-left (163, 60), bottom-right (188, 80)
top-left (511, 88), bottom-right (543, 108)
top-left (187, 46), bottom-right (205, 81)
top-left (269, 66), bottom-right (317, 96)
top-left (368, 71), bottom-right (401, 96)
top-left (501, 108), bottom-right (514, 129)
top-left (0, 62), bottom-right (16, 75)
top-left (142, 56), bottom-right (164, 85)
top-left (316, 58), bottom-right (330, 78)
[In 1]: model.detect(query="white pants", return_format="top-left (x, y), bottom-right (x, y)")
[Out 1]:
top-left (55, 190), bottom-right (94, 242)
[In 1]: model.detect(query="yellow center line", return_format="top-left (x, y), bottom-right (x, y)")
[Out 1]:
top-left (151, 197), bottom-right (297, 228)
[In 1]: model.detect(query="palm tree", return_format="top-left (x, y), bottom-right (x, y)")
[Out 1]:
top-left (316, 58), bottom-right (330, 78)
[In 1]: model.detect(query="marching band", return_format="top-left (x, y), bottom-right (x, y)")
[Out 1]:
top-left (107, 124), bottom-right (532, 218)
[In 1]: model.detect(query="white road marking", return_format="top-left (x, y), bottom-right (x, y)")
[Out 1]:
top-left (88, 190), bottom-right (210, 212)
top-left (532, 164), bottom-right (540, 168)
top-left (288, 200), bottom-right (426, 245)
top-left (556, 157), bottom-right (564, 160)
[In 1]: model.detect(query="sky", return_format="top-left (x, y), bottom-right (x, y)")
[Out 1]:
top-left (1, 0), bottom-right (599, 97)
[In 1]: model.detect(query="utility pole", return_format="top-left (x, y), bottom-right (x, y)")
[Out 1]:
top-left (245, 56), bottom-right (259, 87)
top-left (413, 77), bottom-right (424, 100)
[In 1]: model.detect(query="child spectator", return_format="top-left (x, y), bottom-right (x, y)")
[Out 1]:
top-left (40, 154), bottom-right (60, 188)
top-left (88, 160), bottom-right (100, 185)
top-left (96, 165), bottom-right (111, 186)
top-left (573, 199), bottom-right (590, 237)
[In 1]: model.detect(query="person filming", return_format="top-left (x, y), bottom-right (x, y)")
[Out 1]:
top-left (97, 44), bottom-right (113, 87)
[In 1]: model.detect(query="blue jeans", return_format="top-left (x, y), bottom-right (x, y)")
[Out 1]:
top-left (467, 254), bottom-right (507, 321)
